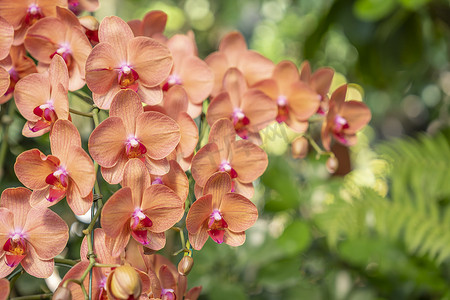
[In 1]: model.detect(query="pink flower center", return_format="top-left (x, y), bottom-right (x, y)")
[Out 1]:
top-left (130, 209), bottom-right (153, 245)
top-left (50, 44), bottom-right (73, 67)
top-left (219, 161), bottom-right (238, 179)
top-left (207, 209), bottom-right (228, 244)
top-left (3, 233), bottom-right (27, 267)
top-left (161, 289), bottom-right (176, 300)
top-left (45, 166), bottom-right (69, 202)
top-left (232, 108), bottom-right (250, 139)
top-left (30, 101), bottom-right (57, 132)
top-left (162, 74), bottom-right (182, 91)
top-left (118, 65), bottom-right (139, 91)
top-left (333, 114), bottom-right (350, 144)
top-left (25, 4), bottom-right (44, 25)
top-left (125, 136), bottom-right (147, 159)
top-left (276, 95), bottom-right (289, 123)
top-left (152, 177), bottom-right (163, 185)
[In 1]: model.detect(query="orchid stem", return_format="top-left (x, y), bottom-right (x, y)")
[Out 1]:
top-left (70, 90), bottom-right (94, 105)
top-left (10, 293), bottom-right (53, 300)
top-left (305, 134), bottom-right (333, 159)
top-left (69, 108), bottom-right (93, 118)
top-left (54, 257), bottom-right (79, 267)
top-left (9, 268), bottom-right (23, 293)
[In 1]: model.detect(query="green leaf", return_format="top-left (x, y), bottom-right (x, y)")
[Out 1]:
top-left (277, 220), bottom-right (311, 256)
top-left (353, 0), bottom-right (397, 21)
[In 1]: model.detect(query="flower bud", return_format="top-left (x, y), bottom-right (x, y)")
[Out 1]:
top-left (178, 255), bottom-right (194, 276)
top-left (52, 286), bottom-right (72, 300)
top-left (106, 265), bottom-right (142, 300)
top-left (326, 156), bottom-right (339, 174)
top-left (291, 136), bottom-right (308, 159)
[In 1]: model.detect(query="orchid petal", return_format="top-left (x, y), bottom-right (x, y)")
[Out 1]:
top-left (191, 143), bottom-right (221, 187)
top-left (141, 184), bottom-right (184, 233)
top-left (20, 243), bottom-right (54, 278)
top-left (230, 140), bottom-right (268, 183)
top-left (186, 194), bottom-right (212, 235)
top-left (101, 187), bottom-right (134, 239)
top-left (220, 193), bottom-right (258, 232)
top-left (14, 149), bottom-right (59, 190)
top-left (88, 116), bottom-right (126, 168)
top-left (24, 208), bottom-right (68, 260)
top-left (128, 36), bottom-right (172, 87)
top-left (223, 230), bottom-right (245, 247)
top-left (122, 159), bottom-right (151, 207)
top-left (203, 172), bottom-right (232, 209)
top-left (109, 89), bottom-right (143, 135)
top-left (136, 111), bottom-right (180, 160)
top-left (0, 187), bottom-right (32, 229)
top-left (66, 181), bottom-right (92, 216)
top-left (99, 16), bottom-right (133, 60)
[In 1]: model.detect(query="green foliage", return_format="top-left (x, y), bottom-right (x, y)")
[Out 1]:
top-left (316, 132), bottom-right (450, 286)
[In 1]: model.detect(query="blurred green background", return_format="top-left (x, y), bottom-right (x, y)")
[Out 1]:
top-left (2, 0), bottom-right (450, 299)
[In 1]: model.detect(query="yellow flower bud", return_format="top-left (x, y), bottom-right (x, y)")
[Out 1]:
top-left (106, 265), bottom-right (142, 300)
top-left (178, 255), bottom-right (194, 276)
top-left (52, 286), bottom-right (72, 300)
top-left (291, 136), bottom-right (308, 159)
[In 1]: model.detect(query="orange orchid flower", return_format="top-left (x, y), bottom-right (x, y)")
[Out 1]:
top-left (0, 0), bottom-right (67, 45)
top-left (14, 54), bottom-right (69, 137)
top-left (253, 60), bottom-right (321, 133)
top-left (123, 247), bottom-right (202, 300)
top-left (61, 229), bottom-right (151, 299)
top-left (321, 85), bottom-right (372, 151)
top-left (85, 16), bottom-right (172, 109)
top-left (186, 172), bottom-right (258, 250)
top-left (0, 187), bottom-right (68, 278)
top-left (88, 89), bottom-right (180, 184)
top-left (191, 118), bottom-right (268, 198)
top-left (0, 45), bottom-right (37, 104)
top-left (207, 68), bottom-right (277, 142)
top-left (101, 159), bottom-right (185, 256)
top-left (163, 33), bottom-right (214, 118)
top-left (145, 86), bottom-right (199, 171)
top-left (299, 61), bottom-right (334, 114)
top-left (128, 10), bottom-right (168, 43)
top-left (24, 7), bottom-right (91, 91)
top-left (14, 119), bottom-right (95, 215)
top-left (205, 31), bottom-right (274, 97)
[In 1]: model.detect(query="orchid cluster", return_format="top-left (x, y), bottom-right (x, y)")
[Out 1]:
top-left (0, 1), bottom-right (371, 299)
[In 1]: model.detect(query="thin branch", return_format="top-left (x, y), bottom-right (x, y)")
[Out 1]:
top-left (69, 108), bottom-right (93, 118)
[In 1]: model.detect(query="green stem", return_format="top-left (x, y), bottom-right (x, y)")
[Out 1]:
top-left (69, 108), bottom-right (93, 118)
top-left (54, 257), bottom-right (79, 267)
top-left (305, 134), bottom-right (333, 159)
top-left (70, 90), bottom-right (94, 105)
top-left (10, 294), bottom-right (53, 300)
top-left (0, 101), bottom-right (15, 181)
top-left (9, 268), bottom-right (23, 292)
